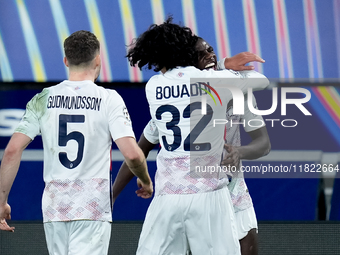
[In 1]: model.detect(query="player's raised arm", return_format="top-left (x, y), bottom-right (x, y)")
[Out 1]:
top-left (195, 38), bottom-right (268, 93)
top-left (218, 52), bottom-right (265, 71)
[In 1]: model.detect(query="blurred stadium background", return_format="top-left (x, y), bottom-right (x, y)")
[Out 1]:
top-left (0, 0), bottom-right (340, 254)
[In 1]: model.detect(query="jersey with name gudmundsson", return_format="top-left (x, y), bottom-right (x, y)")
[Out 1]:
top-left (224, 94), bottom-right (264, 212)
top-left (15, 80), bottom-right (134, 222)
top-left (145, 66), bottom-right (268, 196)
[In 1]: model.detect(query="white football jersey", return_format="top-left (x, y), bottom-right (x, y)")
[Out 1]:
top-left (145, 66), bottom-right (268, 195)
top-left (16, 80), bottom-right (134, 222)
top-left (143, 119), bottom-right (159, 145)
top-left (225, 94), bottom-right (264, 212)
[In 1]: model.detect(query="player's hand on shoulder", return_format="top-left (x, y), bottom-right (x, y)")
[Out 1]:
top-left (136, 178), bottom-right (153, 199)
top-left (221, 144), bottom-right (240, 169)
top-left (224, 52), bottom-right (265, 71)
top-left (0, 203), bottom-right (15, 232)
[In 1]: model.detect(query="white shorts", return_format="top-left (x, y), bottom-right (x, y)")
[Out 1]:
top-left (235, 207), bottom-right (258, 240)
top-left (44, 220), bottom-right (111, 255)
top-left (137, 187), bottom-right (240, 255)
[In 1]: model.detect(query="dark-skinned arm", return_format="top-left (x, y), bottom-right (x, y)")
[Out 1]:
top-left (222, 126), bottom-right (271, 167)
top-left (112, 133), bottom-right (156, 201)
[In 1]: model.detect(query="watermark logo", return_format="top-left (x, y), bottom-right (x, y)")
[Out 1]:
top-left (199, 82), bottom-right (223, 115)
top-left (199, 82), bottom-right (222, 115)
top-left (194, 78), bottom-right (312, 128)
top-left (199, 82), bottom-right (222, 106)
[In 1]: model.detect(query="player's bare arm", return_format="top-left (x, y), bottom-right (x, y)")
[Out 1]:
top-left (222, 126), bottom-right (271, 167)
top-left (0, 133), bottom-right (32, 232)
top-left (112, 164), bottom-right (134, 202)
top-left (224, 52), bottom-right (265, 71)
top-left (115, 136), bottom-right (153, 198)
top-left (113, 134), bottom-right (156, 200)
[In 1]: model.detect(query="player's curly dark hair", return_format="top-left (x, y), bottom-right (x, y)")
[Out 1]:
top-left (64, 30), bottom-right (100, 66)
top-left (126, 17), bottom-right (199, 72)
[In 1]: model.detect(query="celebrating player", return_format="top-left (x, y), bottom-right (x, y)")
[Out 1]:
top-left (120, 17), bottom-right (268, 254)
top-left (196, 37), bottom-right (271, 255)
top-left (0, 30), bottom-right (152, 255)
top-left (113, 34), bottom-right (269, 255)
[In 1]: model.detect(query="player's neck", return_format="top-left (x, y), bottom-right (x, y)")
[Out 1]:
top-left (68, 69), bottom-right (96, 82)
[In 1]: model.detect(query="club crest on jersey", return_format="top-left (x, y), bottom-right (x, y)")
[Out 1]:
top-left (177, 72), bottom-right (184, 77)
top-left (149, 120), bottom-right (157, 132)
top-left (123, 107), bottom-right (131, 122)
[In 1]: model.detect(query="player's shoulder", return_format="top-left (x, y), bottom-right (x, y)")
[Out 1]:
top-left (176, 66), bottom-right (203, 77)
top-left (148, 66), bottom-right (200, 80)
top-left (147, 73), bottom-right (164, 84)
top-left (30, 87), bottom-right (52, 104)
top-left (102, 88), bottom-right (126, 105)
top-left (145, 73), bottom-right (167, 93)
top-left (100, 87), bottom-right (118, 97)
top-left (43, 80), bottom-right (75, 95)
top-left (185, 67), bottom-right (238, 79)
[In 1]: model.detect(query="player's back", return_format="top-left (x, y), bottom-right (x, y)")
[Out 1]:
top-left (17, 80), bottom-right (129, 222)
top-left (146, 67), bottom-right (238, 195)
top-left (29, 81), bottom-right (117, 181)
top-left (146, 66), bottom-right (268, 195)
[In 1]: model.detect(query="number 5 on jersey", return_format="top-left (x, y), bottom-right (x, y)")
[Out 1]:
top-left (58, 114), bottom-right (85, 169)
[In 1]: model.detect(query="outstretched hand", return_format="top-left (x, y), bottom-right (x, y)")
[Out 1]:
top-left (224, 52), bottom-right (265, 71)
top-left (0, 203), bottom-right (15, 232)
top-left (135, 178), bottom-right (153, 199)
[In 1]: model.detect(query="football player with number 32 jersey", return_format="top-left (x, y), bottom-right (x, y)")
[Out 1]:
top-left (124, 18), bottom-right (268, 255)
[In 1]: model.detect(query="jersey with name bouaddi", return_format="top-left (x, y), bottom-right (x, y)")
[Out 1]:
top-left (145, 66), bottom-right (268, 196)
top-left (15, 80), bottom-right (134, 222)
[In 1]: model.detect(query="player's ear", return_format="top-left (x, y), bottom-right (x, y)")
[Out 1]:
top-left (95, 54), bottom-right (101, 68)
top-left (63, 57), bottom-right (69, 67)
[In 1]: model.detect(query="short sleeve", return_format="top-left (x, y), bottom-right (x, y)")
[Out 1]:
top-left (15, 93), bottom-right (42, 140)
top-left (204, 69), bottom-right (269, 95)
top-left (234, 70), bottom-right (269, 93)
top-left (107, 90), bottom-right (135, 141)
top-left (143, 119), bottom-right (159, 144)
top-left (217, 58), bottom-right (227, 70)
top-left (242, 94), bottom-right (265, 132)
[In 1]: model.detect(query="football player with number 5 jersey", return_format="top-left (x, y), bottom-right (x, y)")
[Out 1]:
top-left (0, 30), bottom-right (153, 255)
